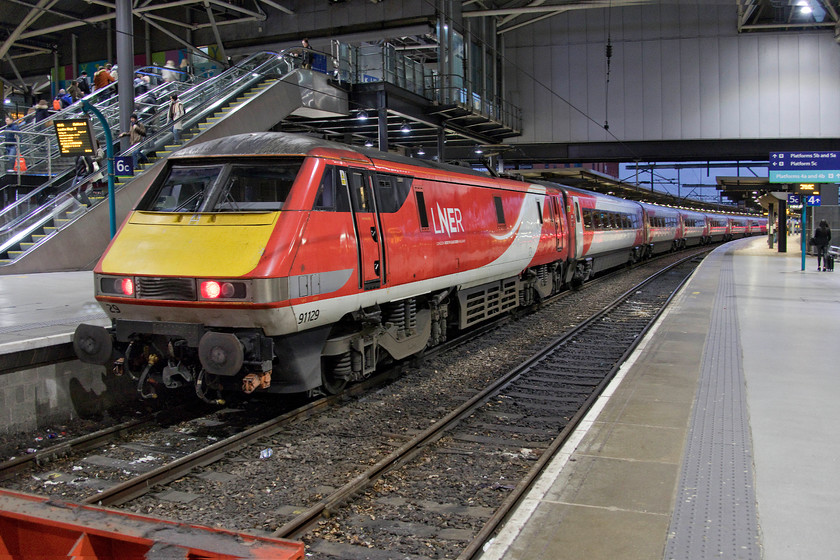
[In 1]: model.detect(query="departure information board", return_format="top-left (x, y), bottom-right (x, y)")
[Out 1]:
top-left (54, 119), bottom-right (96, 156)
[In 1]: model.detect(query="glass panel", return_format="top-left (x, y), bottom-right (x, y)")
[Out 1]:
top-left (142, 165), bottom-right (223, 212)
top-left (213, 162), bottom-right (300, 211)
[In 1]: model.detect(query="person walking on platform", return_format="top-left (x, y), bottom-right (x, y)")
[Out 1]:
top-left (813, 219), bottom-right (831, 271)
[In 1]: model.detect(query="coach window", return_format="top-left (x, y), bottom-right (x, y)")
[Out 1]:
top-left (313, 165), bottom-right (350, 212)
top-left (582, 208), bottom-right (593, 228)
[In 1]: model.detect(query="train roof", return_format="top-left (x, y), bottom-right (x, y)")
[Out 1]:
top-left (172, 131), bottom-right (498, 181)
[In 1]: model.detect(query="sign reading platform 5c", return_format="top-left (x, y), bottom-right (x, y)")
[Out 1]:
top-left (53, 119), bottom-right (96, 156)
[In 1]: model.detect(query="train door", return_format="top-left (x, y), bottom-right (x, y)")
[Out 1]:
top-left (344, 168), bottom-right (384, 290)
top-left (550, 196), bottom-right (564, 252)
top-left (570, 196), bottom-right (584, 259)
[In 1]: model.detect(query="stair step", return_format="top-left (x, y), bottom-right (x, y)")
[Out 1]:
top-left (20, 242), bottom-right (35, 250)
top-left (8, 251), bottom-right (24, 258)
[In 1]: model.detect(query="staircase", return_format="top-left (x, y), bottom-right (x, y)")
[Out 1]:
top-left (0, 56), bottom-right (348, 274)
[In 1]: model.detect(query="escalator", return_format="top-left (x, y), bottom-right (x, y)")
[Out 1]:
top-left (0, 50), bottom-right (348, 274)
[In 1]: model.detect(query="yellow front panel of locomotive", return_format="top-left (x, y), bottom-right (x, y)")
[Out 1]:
top-left (100, 211), bottom-right (279, 277)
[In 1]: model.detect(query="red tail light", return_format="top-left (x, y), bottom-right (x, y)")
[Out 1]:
top-left (120, 278), bottom-right (134, 296)
top-left (201, 281), bottom-right (222, 299)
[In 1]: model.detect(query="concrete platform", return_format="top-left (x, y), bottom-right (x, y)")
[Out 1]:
top-left (0, 270), bottom-right (107, 354)
top-left (0, 271), bottom-right (114, 433)
top-left (482, 235), bottom-right (839, 560)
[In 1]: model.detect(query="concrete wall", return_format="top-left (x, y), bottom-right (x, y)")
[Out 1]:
top-left (0, 361), bottom-right (133, 435)
top-left (503, 4), bottom-right (840, 145)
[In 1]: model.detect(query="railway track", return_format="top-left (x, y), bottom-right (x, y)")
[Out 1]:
top-left (272, 252), bottom-right (702, 558)
top-left (0, 248), bottom-right (707, 557)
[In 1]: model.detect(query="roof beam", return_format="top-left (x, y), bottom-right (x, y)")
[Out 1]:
top-left (258, 0), bottom-right (294, 15)
top-left (203, 0), bottom-right (228, 62)
top-left (134, 12), bottom-right (220, 63)
top-left (0, 0), bottom-right (60, 60)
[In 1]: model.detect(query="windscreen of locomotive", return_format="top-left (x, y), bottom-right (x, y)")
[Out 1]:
top-left (144, 160), bottom-right (302, 212)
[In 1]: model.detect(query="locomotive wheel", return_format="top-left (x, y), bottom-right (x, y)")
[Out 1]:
top-left (321, 371), bottom-right (348, 394)
top-left (320, 353), bottom-right (351, 394)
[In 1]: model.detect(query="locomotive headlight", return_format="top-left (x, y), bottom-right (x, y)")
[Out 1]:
top-left (199, 280), bottom-right (247, 300)
top-left (98, 275), bottom-right (136, 297)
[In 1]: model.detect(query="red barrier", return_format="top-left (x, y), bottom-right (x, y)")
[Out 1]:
top-left (0, 489), bottom-right (304, 559)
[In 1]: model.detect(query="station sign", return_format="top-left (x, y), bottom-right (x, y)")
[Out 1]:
top-left (53, 119), bottom-right (97, 156)
top-left (805, 195), bottom-right (821, 206)
top-left (114, 156), bottom-right (133, 176)
top-left (769, 151), bottom-right (840, 183)
top-left (787, 194), bottom-right (801, 205)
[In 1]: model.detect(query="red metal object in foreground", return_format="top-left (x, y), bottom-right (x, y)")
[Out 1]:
top-left (0, 489), bottom-right (304, 559)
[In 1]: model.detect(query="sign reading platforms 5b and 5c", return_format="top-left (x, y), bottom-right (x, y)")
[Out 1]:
top-left (770, 152), bottom-right (840, 183)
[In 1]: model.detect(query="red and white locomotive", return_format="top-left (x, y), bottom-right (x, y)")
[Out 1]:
top-left (73, 132), bottom-right (765, 401)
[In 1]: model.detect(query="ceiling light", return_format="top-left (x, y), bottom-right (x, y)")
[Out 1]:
top-left (417, 147), bottom-right (425, 155)
top-left (474, 146), bottom-right (483, 154)
top-left (364, 138), bottom-right (373, 147)
top-left (357, 110), bottom-right (368, 121)
top-left (400, 121), bottom-right (410, 133)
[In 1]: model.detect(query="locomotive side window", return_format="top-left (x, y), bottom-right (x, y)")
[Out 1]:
top-left (374, 174), bottom-right (413, 213)
top-left (415, 190), bottom-right (429, 229)
top-left (536, 200), bottom-right (543, 224)
top-left (494, 196), bottom-right (505, 225)
top-left (314, 166), bottom-right (350, 212)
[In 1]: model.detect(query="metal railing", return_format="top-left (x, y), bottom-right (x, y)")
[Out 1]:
top-left (0, 50), bottom-right (300, 262)
top-left (351, 42), bottom-right (522, 134)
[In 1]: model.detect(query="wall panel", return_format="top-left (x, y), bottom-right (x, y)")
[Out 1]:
top-left (506, 6), bottom-right (840, 145)
top-left (696, 37), bottom-right (717, 139)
